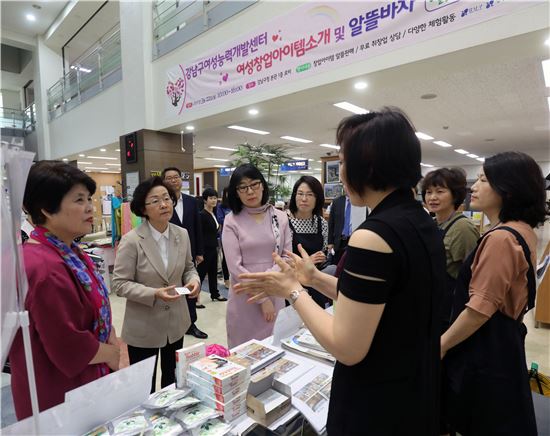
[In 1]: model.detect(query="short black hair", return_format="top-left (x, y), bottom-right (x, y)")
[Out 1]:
top-left (421, 167), bottom-right (468, 209)
top-left (336, 107), bottom-right (421, 195)
top-left (483, 152), bottom-right (548, 228)
top-left (227, 164), bottom-right (269, 214)
top-left (130, 176), bottom-right (176, 219)
top-left (289, 176), bottom-right (325, 216)
top-left (161, 167), bottom-right (182, 179)
top-left (202, 187), bottom-right (218, 200)
top-left (23, 161), bottom-right (96, 225)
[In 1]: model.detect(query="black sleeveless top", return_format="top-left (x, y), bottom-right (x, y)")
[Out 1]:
top-left (326, 189), bottom-right (446, 435)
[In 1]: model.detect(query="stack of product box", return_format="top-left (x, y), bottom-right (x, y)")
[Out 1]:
top-left (187, 355), bottom-right (251, 421)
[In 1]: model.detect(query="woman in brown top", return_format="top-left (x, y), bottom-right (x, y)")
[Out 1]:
top-left (441, 152), bottom-right (547, 436)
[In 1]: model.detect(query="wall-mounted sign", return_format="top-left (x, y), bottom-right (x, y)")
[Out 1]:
top-left (165, 0), bottom-right (532, 116)
top-left (281, 160), bottom-right (308, 172)
top-left (219, 167), bottom-right (234, 177)
top-left (150, 170), bottom-right (161, 177)
top-left (125, 171), bottom-right (140, 200)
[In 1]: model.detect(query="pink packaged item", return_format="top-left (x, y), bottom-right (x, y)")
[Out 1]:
top-left (206, 344), bottom-right (230, 358)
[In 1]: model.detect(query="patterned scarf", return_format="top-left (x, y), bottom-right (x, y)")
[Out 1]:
top-left (31, 226), bottom-right (112, 376)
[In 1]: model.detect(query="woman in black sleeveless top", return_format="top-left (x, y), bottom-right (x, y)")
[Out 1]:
top-left (287, 176), bottom-right (331, 308)
top-left (235, 108), bottom-right (446, 435)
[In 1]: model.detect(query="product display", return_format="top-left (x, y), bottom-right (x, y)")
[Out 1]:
top-left (165, 395), bottom-right (202, 412)
top-left (281, 329), bottom-right (336, 365)
top-left (196, 418), bottom-right (233, 436)
top-left (110, 410), bottom-right (152, 436)
top-left (189, 355), bottom-right (250, 390)
top-left (250, 354), bottom-right (314, 386)
top-left (148, 413), bottom-right (184, 436)
top-left (227, 339), bottom-right (285, 374)
top-left (142, 387), bottom-right (191, 410)
top-left (171, 404), bottom-right (220, 429)
top-left (176, 342), bottom-right (206, 388)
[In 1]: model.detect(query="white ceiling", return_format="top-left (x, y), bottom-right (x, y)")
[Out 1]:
top-left (62, 29), bottom-right (550, 176)
top-left (1, 0), bottom-right (68, 38)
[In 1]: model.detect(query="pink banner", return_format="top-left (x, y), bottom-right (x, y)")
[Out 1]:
top-left (165, 0), bottom-right (538, 115)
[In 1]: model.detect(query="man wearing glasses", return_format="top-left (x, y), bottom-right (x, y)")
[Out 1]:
top-left (162, 167), bottom-right (208, 339)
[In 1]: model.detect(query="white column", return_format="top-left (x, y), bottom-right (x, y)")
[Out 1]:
top-left (119, 1), bottom-right (154, 134)
top-left (33, 37), bottom-right (64, 160)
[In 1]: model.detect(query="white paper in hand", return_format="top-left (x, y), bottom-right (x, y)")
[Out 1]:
top-left (175, 287), bottom-right (191, 295)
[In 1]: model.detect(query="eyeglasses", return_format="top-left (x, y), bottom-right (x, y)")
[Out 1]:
top-left (236, 181), bottom-right (262, 193)
top-left (164, 176), bottom-right (181, 182)
top-left (296, 191), bottom-right (315, 199)
top-left (145, 195), bottom-right (172, 207)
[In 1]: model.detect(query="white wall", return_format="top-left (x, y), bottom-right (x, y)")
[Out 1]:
top-left (151, 2), bottom-right (549, 130)
top-left (0, 89), bottom-right (21, 109)
top-left (49, 83), bottom-right (124, 158)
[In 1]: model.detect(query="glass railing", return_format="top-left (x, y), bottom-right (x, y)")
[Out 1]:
top-left (47, 25), bottom-right (122, 121)
top-left (153, 0), bottom-right (257, 59)
top-left (0, 105), bottom-right (35, 132)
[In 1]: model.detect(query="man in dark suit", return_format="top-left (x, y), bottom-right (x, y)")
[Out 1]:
top-left (162, 167), bottom-right (208, 339)
top-left (327, 190), bottom-right (368, 264)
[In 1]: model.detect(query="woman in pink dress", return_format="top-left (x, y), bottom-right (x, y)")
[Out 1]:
top-left (222, 164), bottom-right (292, 348)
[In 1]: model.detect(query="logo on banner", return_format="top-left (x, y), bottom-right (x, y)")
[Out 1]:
top-left (166, 74), bottom-right (186, 108)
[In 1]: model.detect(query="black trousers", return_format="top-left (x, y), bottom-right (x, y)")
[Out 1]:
top-left (127, 336), bottom-right (183, 393)
top-left (197, 246), bottom-right (220, 298)
top-left (220, 243), bottom-right (229, 281)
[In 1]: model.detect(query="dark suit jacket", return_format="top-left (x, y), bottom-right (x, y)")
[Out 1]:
top-left (328, 195), bottom-right (368, 252)
top-left (170, 193), bottom-right (204, 258)
top-left (200, 209), bottom-right (219, 249)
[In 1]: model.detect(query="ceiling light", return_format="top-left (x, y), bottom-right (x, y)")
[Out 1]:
top-left (78, 161), bottom-right (92, 165)
top-left (415, 132), bottom-right (434, 140)
top-left (333, 101), bottom-right (369, 114)
top-left (248, 109), bottom-right (259, 115)
top-left (317, 160), bottom-right (322, 163)
top-left (301, 171), bottom-right (314, 174)
top-left (476, 157), bottom-right (485, 162)
top-left (100, 171), bottom-right (120, 174)
top-left (62, 158), bottom-right (68, 162)
top-left (85, 167), bottom-right (108, 170)
top-left (467, 154), bottom-right (479, 158)
top-left (204, 158), bottom-right (230, 162)
top-left (454, 149), bottom-right (469, 154)
top-left (100, 148), bottom-right (107, 152)
top-left (79, 154), bottom-right (85, 157)
top-left (281, 136), bottom-right (312, 143)
top-left (291, 157), bottom-right (306, 160)
top-left (545, 38), bottom-right (550, 46)
top-left (180, 130), bottom-right (184, 134)
top-left (26, 14), bottom-right (36, 22)
top-left (209, 146), bottom-right (237, 152)
top-left (420, 163), bottom-right (434, 168)
top-left (105, 163), bottom-right (121, 166)
top-left (115, 149), bottom-right (120, 152)
top-left (308, 159), bottom-right (314, 161)
top-left (87, 156), bottom-right (118, 160)
top-left (214, 165), bottom-right (228, 168)
top-left (542, 59), bottom-right (550, 87)
top-left (433, 140), bottom-right (453, 148)
top-left (313, 168), bottom-right (322, 171)
top-left (186, 125), bottom-right (195, 131)
top-left (319, 143), bottom-right (340, 150)
top-left (353, 81), bottom-right (368, 90)
top-left (227, 125), bottom-right (269, 135)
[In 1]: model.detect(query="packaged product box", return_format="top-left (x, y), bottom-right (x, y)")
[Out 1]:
top-left (193, 389), bottom-right (248, 421)
top-left (175, 342), bottom-right (206, 388)
top-left (187, 372), bottom-right (247, 403)
top-left (188, 355), bottom-right (250, 391)
top-left (246, 387), bottom-right (291, 427)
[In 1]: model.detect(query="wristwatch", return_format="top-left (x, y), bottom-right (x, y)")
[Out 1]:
top-left (288, 288), bottom-right (306, 305)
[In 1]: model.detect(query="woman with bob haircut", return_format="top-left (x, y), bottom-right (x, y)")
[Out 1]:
top-left (113, 176), bottom-right (200, 392)
top-left (421, 168), bottom-right (479, 330)
top-left (288, 175), bottom-right (331, 308)
top-left (441, 152), bottom-right (547, 435)
top-left (10, 161), bottom-right (119, 420)
top-left (221, 163), bottom-right (292, 348)
top-left (235, 107), bottom-right (446, 435)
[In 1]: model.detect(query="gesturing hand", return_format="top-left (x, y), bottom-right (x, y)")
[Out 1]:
top-left (310, 250), bottom-right (327, 265)
top-left (155, 285), bottom-right (180, 302)
top-left (234, 252), bottom-right (302, 302)
top-left (287, 244), bottom-right (318, 288)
